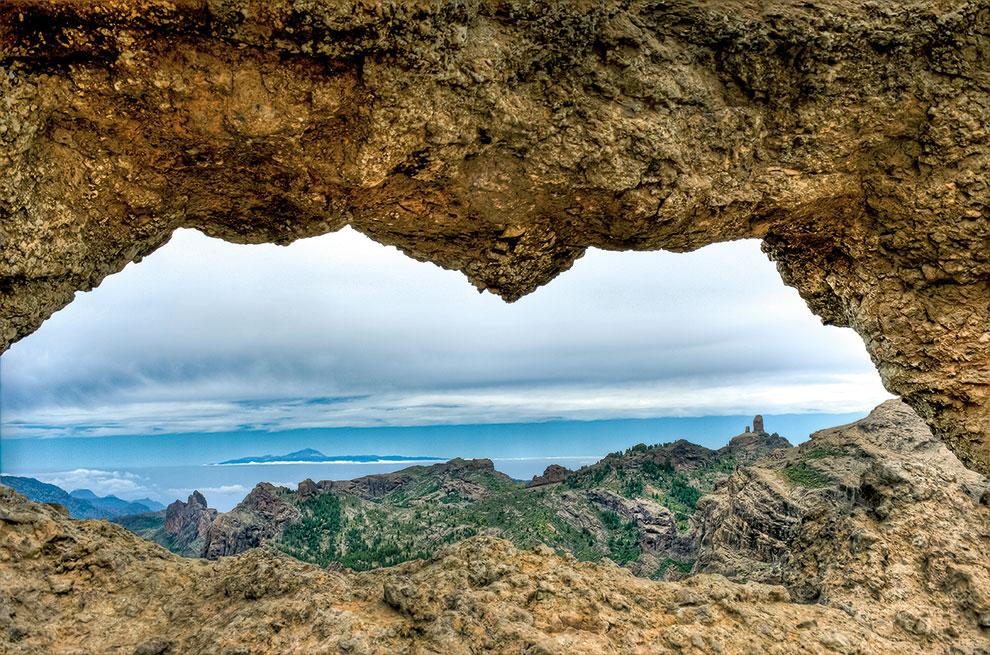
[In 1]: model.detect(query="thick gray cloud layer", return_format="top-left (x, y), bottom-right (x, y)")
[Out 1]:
top-left (0, 228), bottom-right (890, 438)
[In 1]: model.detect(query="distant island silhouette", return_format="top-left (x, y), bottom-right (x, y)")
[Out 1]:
top-left (214, 449), bottom-right (445, 466)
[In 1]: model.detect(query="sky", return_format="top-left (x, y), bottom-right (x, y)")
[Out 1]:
top-left (0, 226), bottom-right (891, 443)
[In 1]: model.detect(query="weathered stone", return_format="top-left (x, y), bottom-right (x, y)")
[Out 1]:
top-left (163, 491), bottom-right (217, 556)
top-left (720, 428), bottom-right (793, 464)
top-left (588, 488), bottom-right (680, 553)
top-left (0, 1), bottom-right (988, 474)
top-left (694, 400), bottom-right (990, 649)
top-left (0, 484), bottom-right (954, 654)
top-left (203, 483), bottom-right (301, 559)
top-left (526, 464), bottom-right (573, 488)
top-left (296, 479), bottom-right (319, 499)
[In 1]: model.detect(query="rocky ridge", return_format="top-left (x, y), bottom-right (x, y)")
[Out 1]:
top-left (693, 401), bottom-right (990, 648)
top-left (124, 434), bottom-right (777, 576)
top-left (0, 485), bottom-right (953, 655)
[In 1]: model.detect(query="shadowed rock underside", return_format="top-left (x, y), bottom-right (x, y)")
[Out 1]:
top-left (1, 0), bottom-right (988, 471)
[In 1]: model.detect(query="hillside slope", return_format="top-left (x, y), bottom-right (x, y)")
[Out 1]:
top-left (124, 426), bottom-right (787, 577)
top-left (694, 401), bottom-right (990, 646)
top-left (0, 476), bottom-right (158, 519)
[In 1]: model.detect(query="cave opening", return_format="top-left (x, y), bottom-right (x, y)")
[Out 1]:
top-left (2, 0), bottom-right (988, 649)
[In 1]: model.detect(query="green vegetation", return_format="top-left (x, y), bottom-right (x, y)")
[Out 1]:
top-left (669, 476), bottom-right (703, 510)
top-left (116, 513), bottom-right (164, 531)
top-left (170, 434), bottom-right (788, 579)
top-left (600, 510), bottom-right (640, 565)
top-left (278, 494), bottom-right (342, 567)
top-left (566, 463), bottom-right (611, 489)
top-left (653, 558), bottom-right (695, 578)
top-left (276, 470), bottom-right (613, 570)
top-left (783, 462), bottom-right (830, 488)
top-left (641, 458), bottom-right (675, 480)
top-left (115, 427), bottom-right (804, 586)
top-left (623, 476), bottom-right (644, 498)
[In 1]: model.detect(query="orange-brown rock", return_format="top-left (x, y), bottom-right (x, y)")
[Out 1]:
top-left (0, 484), bottom-right (965, 654)
top-left (1, 1), bottom-right (988, 473)
top-left (694, 401), bottom-right (990, 650)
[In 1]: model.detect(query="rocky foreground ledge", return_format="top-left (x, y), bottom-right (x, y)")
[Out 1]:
top-left (2, 402), bottom-right (989, 654)
top-left (0, 488), bottom-right (938, 655)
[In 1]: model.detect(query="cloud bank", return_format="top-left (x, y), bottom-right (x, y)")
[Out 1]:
top-left (29, 469), bottom-right (147, 497)
top-left (0, 228), bottom-right (891, 438)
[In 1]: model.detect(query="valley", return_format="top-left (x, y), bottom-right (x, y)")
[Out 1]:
top-left (2, 402), bottom-right (987, 654)
top-left (116, 417), bottom-right (789, 577)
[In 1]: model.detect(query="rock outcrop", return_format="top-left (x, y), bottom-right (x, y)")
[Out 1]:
top-left (1, 0), bottom-right (988, 473)
top-left (0, 485), bottom-right (953, 654)
top-left (644, 438), bottom-right (718, 470)
top-left (526, 464), bottom-right (573, 488)
top-left (160, 484), bottom-right (301, 558)
top-left (586, 488), bottom-right (687, 559)
top-left (693, 400), bottom-right (990, 650)
top-left (720, 428), bottom-right (794, 464)
top-left (162, 491), bottom-right (216, 555)
top-left (202, 483), bottom-right (300, 559)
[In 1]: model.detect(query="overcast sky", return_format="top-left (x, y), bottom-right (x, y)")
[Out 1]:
top-left (0, 227), bottom-right (892, 439)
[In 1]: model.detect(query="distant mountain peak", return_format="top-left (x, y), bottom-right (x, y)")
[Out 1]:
top-left (215, 450), bottom-right (444, 465)
top-left (1, 476), bottom-right (159, 520)
top-left (285, 448), bottom-right (325, 458)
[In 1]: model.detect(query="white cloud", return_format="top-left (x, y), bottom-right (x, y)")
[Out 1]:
top-left (168, 484), bottom-right (247, 496)
top-left (0, 228), bottom-right (890, 438)
top-left (31, 469), bottom-right (147, 497)
top-left (1, 373), bottom-right (891, 439)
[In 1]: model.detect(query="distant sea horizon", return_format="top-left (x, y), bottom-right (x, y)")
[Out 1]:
top-left (0, 411), bottom-right (867, 511)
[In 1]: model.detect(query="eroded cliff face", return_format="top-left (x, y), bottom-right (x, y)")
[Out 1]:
top-left (693, 401), bottom-right (990, 646)
top-left (1, 0), bottom-right (988, 472)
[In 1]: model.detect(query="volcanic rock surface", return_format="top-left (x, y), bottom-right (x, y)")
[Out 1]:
top-left (694, 401), bottom-right (990, 651)
top-left (1, 0), bottom-right (988, 472)
top-left (0, 485), bottom-right (968, 655)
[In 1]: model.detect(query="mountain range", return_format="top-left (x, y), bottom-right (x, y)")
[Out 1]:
top-left (0, 476), bottom-right (164, 519)
top-left (119, 420), bottom-right (793, 577)
top-left (215, 448), bottom-right (445, 465)
top-left (2, 402), bottom-right (987, 654)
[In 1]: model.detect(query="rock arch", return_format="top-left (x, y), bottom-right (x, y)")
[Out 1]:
top-left (1, 0), bottom-right (988, 472)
